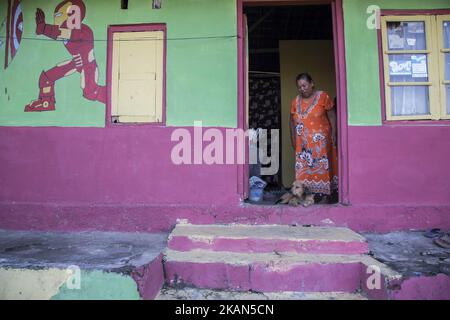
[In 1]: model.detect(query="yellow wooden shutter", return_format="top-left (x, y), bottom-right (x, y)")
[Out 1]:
top-left (112, 31), bottom-right (164, 123)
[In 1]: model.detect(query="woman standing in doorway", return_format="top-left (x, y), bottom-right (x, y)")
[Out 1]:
top-left (290, 73), bottom-right (338, 203)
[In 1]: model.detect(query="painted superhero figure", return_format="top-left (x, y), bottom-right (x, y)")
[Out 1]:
top-left (25, 0), bottom-right (106, 112)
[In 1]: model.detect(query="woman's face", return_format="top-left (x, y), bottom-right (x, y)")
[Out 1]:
top-left (297, 79), bottom-right (314, 98)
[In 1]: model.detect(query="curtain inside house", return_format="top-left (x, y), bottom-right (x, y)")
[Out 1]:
top-left (387, 21), bottom-right (430, 116)
top-left (248, 72), bottom-right (281, 187)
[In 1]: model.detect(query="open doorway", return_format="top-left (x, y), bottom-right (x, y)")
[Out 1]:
top-left (243, 3), bottom-right (339, 206)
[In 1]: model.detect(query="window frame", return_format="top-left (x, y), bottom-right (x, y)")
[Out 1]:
top-left (437, 14), bottom-right (450, 120)
top-left (379, 12), bottom-right (450, 122)
top-left (106, 24), bottom-right (167, 127)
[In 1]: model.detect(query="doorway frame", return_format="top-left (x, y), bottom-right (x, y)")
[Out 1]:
top-left (237, 0), bottom-right (350, 205)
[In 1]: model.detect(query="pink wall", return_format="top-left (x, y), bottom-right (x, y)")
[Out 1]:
top-left (0, 127), bottom-right (240, 206)
top-left (348, 125), bottom-right (450, 206)
top-left (1, 125), bottom-right (449, 233)
top-left (390, 274), bottom-right (450, 300)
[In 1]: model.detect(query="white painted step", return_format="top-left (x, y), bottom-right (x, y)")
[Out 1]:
top-left (168, 224), bottom-right (368, 254)
top-left (165, 248), bottom-right (392, 268)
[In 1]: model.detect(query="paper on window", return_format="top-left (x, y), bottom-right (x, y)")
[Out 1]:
top-left (407, 22), bottom-right (424, 34)
top-left (388, 34), bottom-right (404, 49)
top-left (407, 38), bottom-right (417, 46)
top-left (411, 55), bottom-right (428, 78)
top-left (389, 58), bottom-right (411, 76)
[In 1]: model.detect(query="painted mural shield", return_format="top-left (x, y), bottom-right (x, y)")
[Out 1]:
top-left (4, 0), bottom-right (23, 69)
top-left (11, 0), bottom-right (23, 60)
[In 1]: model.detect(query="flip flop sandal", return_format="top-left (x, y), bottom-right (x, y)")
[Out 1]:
top-left (439, 265), bottom-right (450, 275)
top-left (424, 228), bottom-right (443, 238)
top-left (433, 235), bottom-right (450, 249)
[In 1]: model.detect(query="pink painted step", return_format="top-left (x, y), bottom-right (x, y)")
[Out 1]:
top-left (164, 249), bottom-right (368, 293)
top-left (168, 224), bottom-right (369, 254)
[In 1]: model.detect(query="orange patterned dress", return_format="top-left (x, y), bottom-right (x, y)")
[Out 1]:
top-left (291, 91), bottom-right (338, 195)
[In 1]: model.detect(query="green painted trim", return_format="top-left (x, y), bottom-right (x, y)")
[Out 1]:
top-left (51, 270), bottom-right (141, 300)
top-left (343, 0), bottom-right (450, 126)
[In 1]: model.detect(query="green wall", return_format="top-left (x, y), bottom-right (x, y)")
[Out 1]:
top-left (343, 0), bottom-right (450, 125)
top-left (0, 0), bottom-right (237, 127)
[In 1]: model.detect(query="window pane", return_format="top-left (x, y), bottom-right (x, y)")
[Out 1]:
top-left (444, 21), bottom-right (450, 49)
top-left (445, 53), bottom-right (450, 80)
top-left (390, 86), bottom-right (430, 116)
top-left (387, 21), bottom-right (426, 51)
top-left (388, 54), bottom-right (429, 82)
top-left (447, 86), bottom-right (450, 115)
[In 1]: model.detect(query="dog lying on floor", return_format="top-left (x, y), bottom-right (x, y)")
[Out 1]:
top-left (276, 181), bottom-right (315, 207)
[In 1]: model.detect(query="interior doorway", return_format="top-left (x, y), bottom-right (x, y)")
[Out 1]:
top-left (241, 2), bottom-right (342, 206)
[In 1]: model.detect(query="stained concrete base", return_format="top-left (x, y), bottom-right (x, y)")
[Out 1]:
top-left (363, 231), bottom-right (450, 277)
top-left (363, 230), bottom-right (450, 300)
top-left (0, 230), bottom-right (168, 299)
top-left (0, 229), bottom-right (167, 271)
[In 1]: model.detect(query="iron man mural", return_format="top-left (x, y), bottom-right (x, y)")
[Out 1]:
top-left (25, 0), bottom-right (106, 112)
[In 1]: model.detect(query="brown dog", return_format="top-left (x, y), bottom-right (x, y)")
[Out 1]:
top-left (277, 181), bottom-right (315, 207)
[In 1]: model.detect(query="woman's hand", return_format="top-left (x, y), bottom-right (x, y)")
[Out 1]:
top-left (327, 108), bottom-right (337, 148)
top-left (290, 114), bottom-right (296, 150)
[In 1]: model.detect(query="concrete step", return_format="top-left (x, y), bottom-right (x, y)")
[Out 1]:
top-left (0, 230), bottom-right (168, 300)
top-left (164, 249), bottom-right (392, 293)
top-left (156, 286), bottom-right (367, 300)
top-left (168, 224), bottom-right (368, 254)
